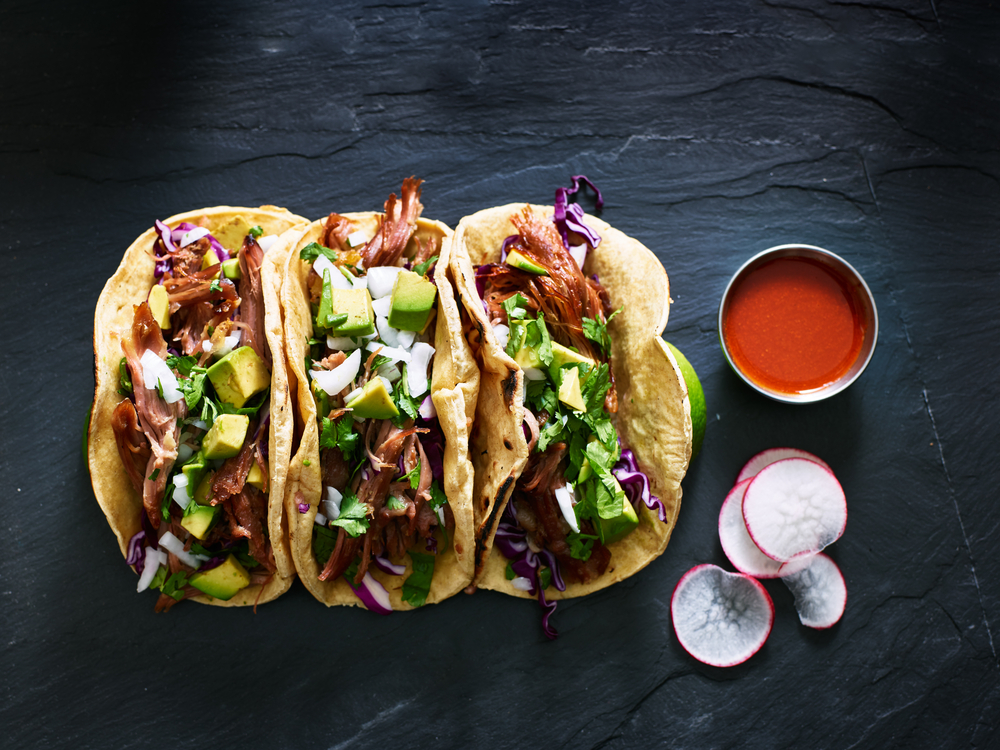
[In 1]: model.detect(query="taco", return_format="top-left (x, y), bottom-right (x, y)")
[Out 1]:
top-left (450, 178), bottom-right (693, 636)
top-left (281, 177), bottom-right (479, 611)
top-left (89, 206), bottom-right (306, 610)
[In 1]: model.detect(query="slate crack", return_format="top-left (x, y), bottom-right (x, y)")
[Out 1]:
top-left (922, 387), bottom-right (998, 663)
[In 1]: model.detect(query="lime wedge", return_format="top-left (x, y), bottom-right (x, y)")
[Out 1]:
top-left (666, 341), bottom-right (706, 459)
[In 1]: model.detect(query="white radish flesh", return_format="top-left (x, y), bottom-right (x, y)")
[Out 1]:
top-left (718, 479), bottom-right (784, 578)
top-left (671, 564), bottom-right (774, 667)
top-left (736, 447), bottom-right (832, 484)
top-left (781, 552), bottom-right (847, 628)
top-left (742, 458), bottom-right (847, 562)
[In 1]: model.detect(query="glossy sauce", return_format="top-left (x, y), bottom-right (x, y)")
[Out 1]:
top-left (723, 256), bottom-right (865, 394)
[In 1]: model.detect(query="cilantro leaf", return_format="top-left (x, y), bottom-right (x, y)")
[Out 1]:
top-left (412, 254), bottom-right (439, 277)
top-left (401, 551), bottom-right (436, 608)
top-left (329, 490), bottom-right (370, 537)
top-left (210, 279), bottom-right (223, 293)
top-left (248, 225), bottom-right (264, 238)
top-left (392, 366), bottom-right (422, 426)
top-left (320, 414), bottom-right (360, 462)
top-left (584, 441), bottom-right (628, 520)
top-left (538, 566), bottom-right (552, 590)
top-left (502, 293), bottom-right (529, 322)
top-left (428, 480), bottom-right (448, 510)
top-left (401, 460), bottom-right (421, 490)
top-left (117, 357), bottom-right (133, 396)
top-left (567, 531), bottom-right (598, 561)
top-left (582, 307), bottom-right (622, 358)
top-left (299, 242), bottom-right (338, 263)
top-left (533, 313), bottom-right (553, 367)
top-left (313, 525), bottom-right (338, 567)
top-left (158, 571), bottom-right (190, 601)
top-left (386, 496), bottom-right (406, 511)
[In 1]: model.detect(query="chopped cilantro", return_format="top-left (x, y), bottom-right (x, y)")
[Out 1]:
top-left (412, 254), bottom-right (439, 277)
top-left (584, 441), bottom-right (627, 520)
top-left (505, 560), bottom-right (516, 580)
top-left (582, 307), bottom-right (622, 358)
top-left (158, 571), bottom-right (190, 601)
top-left (391, 366), bottom-right (422, 426)
top-left (401, 460), bottom-right (421, 490)
top-left (343, 557), bottom-right (360, 582)
top-left (210, 279), bottom-right (223, 293)
top-left (117, 357), bottom-right (133, 397)
top-left (401, 551), bottom-right (436, 608)
top-left (299, 242), bottom-right (338, 263)
top-left (502, 293), bottom-right (529, 322)
top-left (567, 532), bottom-right (598, 561)
top-left (149, 565), bottom-right (167, 590)
top-left (538, 567), bottom-right (553, 591)
top-left (148, 468), bottom-right (160, 481)
top-left (313, 525), bottom-right (338, 567)
top-left (428, 480), bottom-right (448, 510)
top-left (320, 414), bottom-right (361, 462)
top-left (386, 496), bottom-right (406, 511)
top-left (248, 225), bottom-right (264, 238)
top-left (330, 490), bottom-right (370, 537)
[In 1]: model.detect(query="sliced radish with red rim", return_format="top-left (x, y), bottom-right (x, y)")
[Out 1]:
top-left (671, 564), bottom-right (774, 667)
top-left (718, 479), bottom-right (785, 579)
top-left (742, 458), bottom-right (847, 562)
top-left (736, 447), bottom-right (831, 484)
top-left (781, 552), bottom-right (847, 628)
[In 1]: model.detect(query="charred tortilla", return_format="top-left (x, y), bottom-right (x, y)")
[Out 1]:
top-left (90, 206), bottom-right (306, 608)
top-left (451, 202), bottom-right (693, 600)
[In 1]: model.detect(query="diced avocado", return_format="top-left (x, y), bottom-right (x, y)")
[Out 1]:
top-left (200, 247), bottom-right (221, 273)
top-left (182, 455), bottom-right (207, 499)
top-left (220, 257), bottom-right (242, 280)
top-left (246, 460), bottom-right (267, 491)
top-left (194, 470), bottom-right (215, 506)
top-left (202, 414), bottom-right (249, 460)
top-left (328, 287), bottom-right (376, 337)
top-left (346, 378), bottom-right (399, 420)
top-left (180, 503), bottom-right (220, 540)
top-left (387, 270), bottom-right (438, 332)
top-left (148, 285), bottom-right (171, 329)
top-left (506, 249), bottom-right (548, 276)
top-left (594, 489), bottom-right (639, 545)
top-left (207, 346), bottom-right (270, 407)
top-left (211, 216), bottom-right (253, 253)
top-left (578, 456), bottom-right (593, 484)
top-left (558, 367), bottom-right (587, 412)
top-left (189, 554), bottom-right (250, 600)
top-left (514, 339), bottom-right (542, 370)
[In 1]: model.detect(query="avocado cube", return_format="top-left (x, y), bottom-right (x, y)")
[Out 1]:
top-left (189, 554), bottom-right (250, 600)
top-left (506, 249), bottom-right (548, 276)
top-left (207, 346), bottom-right (270, 408)
top-left (180, 503), bottom-right (220, 540)
top-left (548, 341), bottom-right (596, 383)
top-left (346, 378), bottom-right (400, 420)
top-left (557, 367), bottom-right (587, 412)
top-left (194, 470), bottom-right (216, 506)
top-left (182, 455), bottom-right (207, 499)
top-left (246, 460), bottom-right (267, 491)
top-left (594, 489), bottom-right (639, 545)
top-left (514, 339), bottom-right (542, 370)
top-left (148, 284), bottom-right (171, 330)
top-left (202, 414), bottom-right (249, 460)
top-left (327, 287), bottom-right (375, 337)
top-left (388, 270), bottom-right (438, 332)
top-left (210, 216), bottom-right (253, 254)
top-left (200, 248), bottom-right (221, 274)
top-left (220, 257), bottom-right (242, 280)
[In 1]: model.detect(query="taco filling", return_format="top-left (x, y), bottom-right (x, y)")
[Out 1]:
top-left (297, 179), bottom-right (455, 610)
top-left (113, 222), bottom-right (285, 611)
top-left (471, 179), bottom-right (667, 637)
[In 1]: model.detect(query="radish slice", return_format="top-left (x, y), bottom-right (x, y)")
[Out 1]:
top-left (671, 564), bottom-right (774, 667)
top-left (743, 458), bottom-right (847, 562)
top-left (718, 479), bottom-right (784, 578)
top-left (781, 552), bottom-right (847, 628)
top-left (736, 447), bottom-right (832, 484)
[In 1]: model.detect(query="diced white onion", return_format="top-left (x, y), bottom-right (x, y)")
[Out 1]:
top-left (311, 348), bottom-right (361, 396)
top-left (373, 345), bottom-right (411, 365)
top-left (349, 272), bottom-right (368, 291)
top-left (314, 256), bottom-right (352, 290)
top-left (258, 234), bottom-right (278, 252)
top-left (176, 443), bottom-right (194, 463)
top-left (172, 482), bottom-right (191, 510)
top-left (436, 506), bottom-right (446, 527)
top-left (569, 243), bottom-right (588, 270)
top-left (418, 394), bottom-right (437, 420)
top-left (192, 420), bottom-right (208, 430)
top-left (158, 531), bottom-right (208, 570)
top-left (492, 324), bottom-right (510, 350)
top-left (140, 350), bottom-right (184, 403)
top-left (179, 227), bottom-right (210, 247)
top-left (371, 296), bottom-right (393, 318)
top-left (217, 333), bottom-right (240, 358)
top-left (394, 329), bottom-right (416, 349)
top-left (511, 576), bottom-right (534, 592)
top-left (346, 230), bottom-right (369, 248)
top-left (314, 512), bottom-right (328, 526)
top-left (375, 316), bottom-right (400, 347)
top-left (367, 266), bottom-right (403, 299)
top-left (324, 486), bottom-right (343, 520)
top-left (344, 387), bottom-right (363, 404)
top-left (523, 367), bottom-right (547, 381)
top-left (326, 335), bottom-right (358, 351)
top-left (554, 483), bottom-right (580, 533)
top-left (407, 343), bottom-right (435, 399)
top-left (377, 363), bottom-right (402, 383)
top-left (201, 340), bottom-right (213, 352)
top-left (136, 547), bottom-right (161, 592)
top-left (378, 376), bottom-right (393, 393)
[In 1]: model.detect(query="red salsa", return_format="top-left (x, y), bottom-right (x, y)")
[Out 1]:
top-left (723, 256), bottom-right (866, 394)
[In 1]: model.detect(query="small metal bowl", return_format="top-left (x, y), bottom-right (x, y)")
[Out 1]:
top-left (718, 244), bottom-right (878, 403)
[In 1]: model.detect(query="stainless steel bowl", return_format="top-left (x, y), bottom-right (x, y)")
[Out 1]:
top-left (718, 244), bottom-right (878, 403)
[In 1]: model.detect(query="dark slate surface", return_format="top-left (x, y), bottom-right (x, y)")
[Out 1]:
top-left (2, 1), bottom-right (997, 748)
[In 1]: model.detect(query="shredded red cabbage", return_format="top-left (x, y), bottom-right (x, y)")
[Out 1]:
top-left (613, 448), bottom-right (666, 522)
top-left (298, 502), bottom-right (310, 514)
top-left (170, 222), bottom-right (230, 262)
top-left (126, 531), bottom-right (146, 572)
top-left (373, 555), bottom-right (406, 575)
top-left (417, 417), bottom-right (446, 483)
top-left (553, 175), bottom-right (604, 250)
top-left (500, 235), bottom-right (518, 262)
top-left (538, 587), bottom-right (559, 640)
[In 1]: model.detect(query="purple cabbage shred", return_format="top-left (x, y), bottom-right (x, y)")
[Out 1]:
top-left (553, 175), bottom-right (604, 250)
top-left (126, 531), bottom-right (146, 573)
top-left (613, 448), bottom-right (667, 522)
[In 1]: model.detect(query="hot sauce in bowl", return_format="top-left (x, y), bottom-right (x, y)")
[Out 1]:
top-left (719, 245), bottom-right (878, 403)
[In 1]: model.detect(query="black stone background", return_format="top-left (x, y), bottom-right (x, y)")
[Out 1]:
top-left (2, 1), bottom-right (997, 748)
